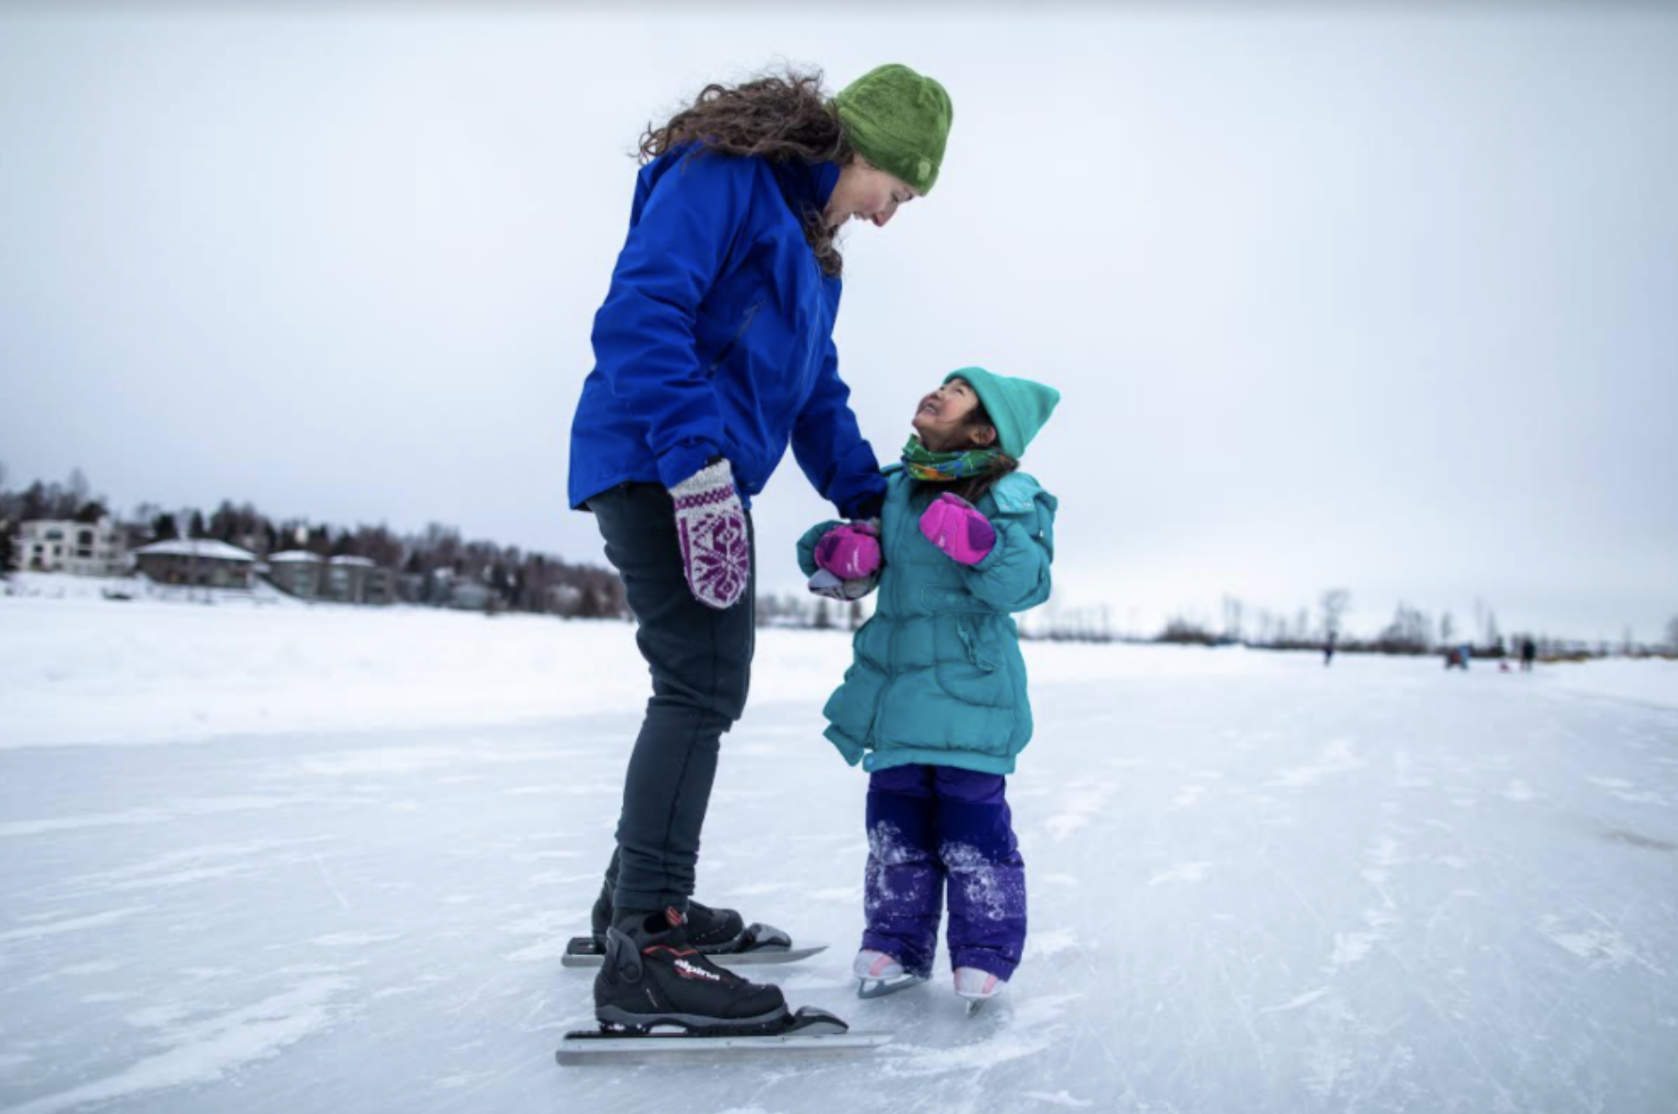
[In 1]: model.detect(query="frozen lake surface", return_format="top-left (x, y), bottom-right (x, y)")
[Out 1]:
top-left (2, 595), bottom-right (1676, 1113)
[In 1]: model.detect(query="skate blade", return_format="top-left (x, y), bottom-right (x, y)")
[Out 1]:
top-left (557, 1009), bottom-right (890, 1064)
top-left (856, 972), bottom-right (928, 1000)
top-left (561, 934), bottom-right (826, 969)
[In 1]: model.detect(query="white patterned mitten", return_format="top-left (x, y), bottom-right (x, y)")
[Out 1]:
top-left (669, 459), bottom-right (750, 609)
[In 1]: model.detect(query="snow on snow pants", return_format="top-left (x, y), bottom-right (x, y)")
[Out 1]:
top-left (587, 482), bottom-right (755, 916)
top-left (862, 764), bottom-right (1027, 981)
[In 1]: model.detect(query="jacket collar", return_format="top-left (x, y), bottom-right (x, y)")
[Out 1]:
top-left (771, 158), bottom-right (841, 216)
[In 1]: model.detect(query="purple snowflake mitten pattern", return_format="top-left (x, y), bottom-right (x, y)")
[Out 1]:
top-left (669, 459), bottom-right (750, 609)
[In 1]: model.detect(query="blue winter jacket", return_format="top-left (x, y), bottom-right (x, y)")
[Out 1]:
top-left (798, 467), bottom-right (1058, 776)
top-left (567, 146), bottom-right (887, 519)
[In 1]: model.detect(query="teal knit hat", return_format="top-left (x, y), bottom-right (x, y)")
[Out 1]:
top-left (945, 367), bottom-right (1060, 458)
top-left (834, 64), bottom-right (952, 195)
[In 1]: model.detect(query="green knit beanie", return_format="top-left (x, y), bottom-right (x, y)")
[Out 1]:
top-left (945, 367), bottom-right (1061, 458)
top-left (834, 64), bottom-right (952, 195)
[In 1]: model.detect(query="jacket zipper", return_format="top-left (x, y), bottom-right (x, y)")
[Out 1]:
top-left (705, 296), bottom-right (766, 379)
top-left (861, 478), bottom-right (902, 751)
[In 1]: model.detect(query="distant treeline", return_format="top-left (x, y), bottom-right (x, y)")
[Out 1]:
top-left (1, 469), bottom-right (866, 629)
top-left (971, 589), bottom-right (1674, 658)
top-left (1150, 592), bottom-right (1677, 660)
top-left (0, 468), bottom-right (626, 620)
top-left (5, 469), bottom-right (1673, 650)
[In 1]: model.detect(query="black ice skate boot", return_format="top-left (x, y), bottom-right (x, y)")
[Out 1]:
top-left (678, 900), bottom-right (746, 950)
top-left (593, 908), bottom-right (790, 1035)
top-left (589, 883), bottom-right (615, 944)
top-left (592, 881), bottom-right (745, 952)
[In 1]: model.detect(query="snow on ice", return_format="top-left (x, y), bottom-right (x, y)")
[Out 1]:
top-left (1, 587), bottom-right (1676, 1113)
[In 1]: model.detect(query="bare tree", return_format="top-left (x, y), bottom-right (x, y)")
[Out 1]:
top-left (1320, 589), bottom-right (1350, 639)
top-left (1222, 596), bottom-right (1245, 643)
top-left (1666, 614), bottom-right (1678, 652)
top-left (1378, 602), bottom-right (1432, 654)
top-left (1158, 615), bottom-right (1218, 645)
top-left (1440, 612), bottom-right (1456, 647)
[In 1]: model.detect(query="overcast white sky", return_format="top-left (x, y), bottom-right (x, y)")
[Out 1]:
top-left (2, 2), bottom-right (1674, 643)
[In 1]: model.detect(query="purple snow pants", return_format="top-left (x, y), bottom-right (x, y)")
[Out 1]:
top-left (861, 764), bottom-right (1027, 981)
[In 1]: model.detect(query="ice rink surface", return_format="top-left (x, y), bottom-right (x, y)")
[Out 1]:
top-left (2, 597), bottom-right (1675, 1113)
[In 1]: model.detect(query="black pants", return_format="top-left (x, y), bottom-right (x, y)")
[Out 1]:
top-left (587, 482), bottom-right (755, 914)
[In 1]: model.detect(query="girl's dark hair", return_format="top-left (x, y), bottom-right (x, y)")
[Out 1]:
top-left (915, 398), bottom-right (1019, 505)
top-left (639, 69), bottom-right (853, 278)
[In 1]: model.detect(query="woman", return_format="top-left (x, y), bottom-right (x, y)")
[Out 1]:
top-left (566, 64), bottom-right (954, 1032)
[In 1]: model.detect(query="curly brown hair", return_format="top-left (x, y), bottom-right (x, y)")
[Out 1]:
top-left (639, 69), bottom-right (854, 277)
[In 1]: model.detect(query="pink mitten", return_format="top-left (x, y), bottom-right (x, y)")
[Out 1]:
top-left (918, 493), bottom-right (996, 565)
top-left (813, 521), bottom-right (882, 580)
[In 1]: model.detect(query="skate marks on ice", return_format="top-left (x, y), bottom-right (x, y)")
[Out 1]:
top-left (870, 990), bottom-right (1089, 1080)
top-left (1537, 915), bottom-right (1668, 976)
top-left (1597, 827), bottom-right (1676, 852)
top-left (1146, 861), bottom-right (1213, 886)
top-left (0, 976), bottom-right (359, 1114)
top-left (1029, 671), bottom-right (1678, 1113)
top-left (1269, 737), bottom-right (1365, 790)
top-left (3, 653), bottom-right (1677, 1112)
top-left (0, 718), bottom-right (638, 1114)
top-left (1586, 775), bottom-right (1671, 807)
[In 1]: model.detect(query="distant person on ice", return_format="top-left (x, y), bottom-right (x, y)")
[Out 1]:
top-left (1521, 637), bottom-right (1537, 672)
top-left (565, 64), bottom-right (953, 1032)
top-left (799, 367), bottom-right (1060, 1004)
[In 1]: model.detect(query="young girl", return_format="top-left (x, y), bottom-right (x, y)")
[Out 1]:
top-left (798, 367), bottom-right (1060, 1002)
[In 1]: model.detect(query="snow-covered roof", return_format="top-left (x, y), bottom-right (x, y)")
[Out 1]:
top-left (329, 556), bottom-right (377, 567)
top-left (132, 538), bottom-right (258, 562)
top-left (268, 550), bottom-right (323, 564)
top-left (20, 518), bottom-right (114, 529)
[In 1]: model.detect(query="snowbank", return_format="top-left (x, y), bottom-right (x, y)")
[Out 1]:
top-left (1539, 656), bottom-right (1678, 710)
top-left (0, 586), bottom-right (1304, 750)
top-left (3, 586), bottom-right (1669, 749)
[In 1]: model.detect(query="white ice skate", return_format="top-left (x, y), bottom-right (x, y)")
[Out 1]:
top-left (853, 949), bottom-right (927, 1000)
top-left (953, 967), bottom-right (1005, 1014)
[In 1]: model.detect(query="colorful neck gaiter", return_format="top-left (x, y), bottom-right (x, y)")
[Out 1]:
top-left (901, 436), bottom-right (1003, 482)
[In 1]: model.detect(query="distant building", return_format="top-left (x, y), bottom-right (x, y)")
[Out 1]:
top-left (323, 555), bottom-right (394, 605)
top-left (447, 577), bottom-right (494, 611)
top-left (266, 550), bottom-right (323, 598)
top-left (395, 566), bottom-right (490, 609)
top-left (548, 583), bottom-right (584, 613)
top-left (14, 518), bottom-right (128, 576)
top-left (132, 538), bottom-right (258, 588)
top-left (396, 571), bottom-right (427, 604)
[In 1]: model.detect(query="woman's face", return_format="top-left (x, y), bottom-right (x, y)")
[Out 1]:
top-left (912, 378), bottom-right (996, 452)
top-left (825, 158), bottom-right (918, 230)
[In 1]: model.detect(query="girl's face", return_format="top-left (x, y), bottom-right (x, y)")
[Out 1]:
top-left (912, 378), bottom-right (997, 452)
top-left (824, 157), bottom-right (918, 230)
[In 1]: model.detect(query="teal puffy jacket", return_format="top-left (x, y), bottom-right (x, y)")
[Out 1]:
top-left (797, 465), bottom-right (1057, 775)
